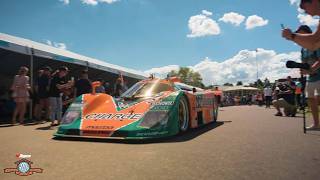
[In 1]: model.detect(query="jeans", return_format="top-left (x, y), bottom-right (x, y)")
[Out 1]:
top-left (50, 97), bottom-right (62, 122)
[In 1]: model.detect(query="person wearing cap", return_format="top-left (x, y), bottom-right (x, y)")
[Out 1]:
top-left (296, 25), bottom-right (320, 130)
top-left (48, 66), bottom-right (72, 126)
top-left (272, 83), bottom-right (297, 117)
top-left (74, 70), bottom-right (92, 97)
top-left (37, 66), bottom-right (52, 121)
top-left (282, 0), bottom-right (320, 51)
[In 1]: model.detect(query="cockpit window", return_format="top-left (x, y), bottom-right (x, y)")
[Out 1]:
top-left (121, 80), bottom-right (173, 98)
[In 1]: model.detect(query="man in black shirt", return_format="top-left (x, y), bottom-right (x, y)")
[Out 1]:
top-left (49, 66), bottom-right (72, 126)
top-left (37, 66), bottom-right (51, 120)
top-left (74, 70), bottom-right (92, 97)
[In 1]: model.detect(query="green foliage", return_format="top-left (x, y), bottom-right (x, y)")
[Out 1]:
top-left (223, 83), bottom-right (233, 86)
top-left (236, 81), bottom-right (243, 86)
top-left (168, 67), bottom-right (204, 88)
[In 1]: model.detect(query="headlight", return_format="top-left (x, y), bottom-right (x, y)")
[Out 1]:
top-left (61, 103), bottom-right (82, 125)
top-left (61, 111), bottom-right (80, 125)
top-left (138, 111), bottom-right (169, 128)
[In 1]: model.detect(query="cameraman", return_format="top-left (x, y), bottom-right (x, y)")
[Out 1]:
top-left (282, 0), bottom-right (320, 51)
top-left (273, 82), bottom-right (297, 117)
top-left (297, 25), bottom-right (320, 130)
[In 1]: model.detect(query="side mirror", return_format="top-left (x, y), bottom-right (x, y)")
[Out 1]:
top-left (91, 81), bottom-right (101, 95)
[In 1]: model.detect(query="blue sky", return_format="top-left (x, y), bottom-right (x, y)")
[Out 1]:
top-left (0, 0), bottom-right (319, 84)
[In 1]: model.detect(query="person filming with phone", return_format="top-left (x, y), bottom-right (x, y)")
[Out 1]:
top-left (282, 0), bottom-right (320, 51)
top-left (293, 25), bottom-right (320, 130)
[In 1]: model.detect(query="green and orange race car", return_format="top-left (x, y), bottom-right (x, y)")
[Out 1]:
top-left (54, 77), bottom-right (219, 139)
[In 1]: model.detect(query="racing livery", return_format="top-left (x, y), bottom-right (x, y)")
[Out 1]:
top-left (54, 77), bottom-right (219, 139)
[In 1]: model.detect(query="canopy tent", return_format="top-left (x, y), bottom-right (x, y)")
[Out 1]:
top-left (0, 33), bottom-right (147, 120)
top-left (0, 33), bottom-right (147, 80)
top-left (220, 86), bottom-right (261, 97)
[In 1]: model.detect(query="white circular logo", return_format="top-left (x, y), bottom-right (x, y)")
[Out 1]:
top-left (18, 161), bottom-right (30, 173)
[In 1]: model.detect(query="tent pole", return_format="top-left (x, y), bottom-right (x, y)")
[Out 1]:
top-left (29, 47), bottom-right (34, 121)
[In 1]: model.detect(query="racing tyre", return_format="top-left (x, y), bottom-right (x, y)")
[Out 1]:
top-left (178, 96), bottom-right (189, 132)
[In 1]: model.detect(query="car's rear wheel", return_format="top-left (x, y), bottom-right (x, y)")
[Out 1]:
top-left (178, 96), bottom-right (189, 132)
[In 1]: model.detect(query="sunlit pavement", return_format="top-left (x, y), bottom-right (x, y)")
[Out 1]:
top-left (1, 105), bottom-right (319, 180)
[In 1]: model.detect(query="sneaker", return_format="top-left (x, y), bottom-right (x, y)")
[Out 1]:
top-left (306, 125), bottom-right (320, 130)
top-left (275, 112), bottom-right (283, 116)
top-left (50, 120), bottom-right (58, 126)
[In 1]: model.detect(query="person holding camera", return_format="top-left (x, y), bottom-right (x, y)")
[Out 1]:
top-left (272, 82), bottom-right (297, 117)
top-left (282, 0), bottom-right (320, 51)
top-left (295, 25), bottom-right (320, 130)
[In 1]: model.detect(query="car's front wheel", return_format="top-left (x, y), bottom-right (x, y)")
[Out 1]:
top-left (178, 96), bottom-right (189, 132)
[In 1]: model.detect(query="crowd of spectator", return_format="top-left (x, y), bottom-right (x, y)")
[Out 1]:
top-left (7, 65), bottom-right (127, 126)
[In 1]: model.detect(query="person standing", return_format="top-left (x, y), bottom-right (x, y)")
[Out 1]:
top-left (49, 66), bottom-right (71, 126)
top-left (114, 72), bottom-right (124, 97)
top-left (11, 66), bottom-right (30, 124)
top-left (295, 80), bottom-right (303, 110)
top-left (38, 66), bottom-right (52, 121)
top-left (33, 69), bottom-right (43, 121)
top-left (95, 78), bottom-right (105, 93)
top-left (74, 70), bottom-right (92, 97)
top-left (296, 25), bottom-right (320, 130)
top-left (264, 86), bottom-right (272, 108)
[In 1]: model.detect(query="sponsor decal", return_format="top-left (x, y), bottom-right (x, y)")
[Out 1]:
top-left (196, 95), bottom-right (213, 108)
top-left (151, 106), bottom-right (171, 111)
top-left (152, 101), bottom-right (174, 106)
top-left (136, 131), bottom-right (169, 136)
top-left (82, 130), bottom-right (112, 137)
top-left (84, 113), bottom-right (142, 120)
top-left (85, 125), bottom-right (114, 130)
top-left (4, 154), bottom-right (43, 176)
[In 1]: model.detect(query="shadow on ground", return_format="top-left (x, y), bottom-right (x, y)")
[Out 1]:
top-left (52, 120), bottom-right (231, 144)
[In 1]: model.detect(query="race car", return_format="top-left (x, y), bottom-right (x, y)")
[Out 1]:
top-left (54, 77), bottom-right (219, 139)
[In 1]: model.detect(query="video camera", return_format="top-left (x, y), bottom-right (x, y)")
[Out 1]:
top-left (286, 61), bottom-right (310, 70)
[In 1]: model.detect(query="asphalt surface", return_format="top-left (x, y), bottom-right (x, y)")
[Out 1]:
top-left (1, 105), bottom-right (320, 180)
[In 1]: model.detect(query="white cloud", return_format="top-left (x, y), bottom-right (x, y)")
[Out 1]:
top-left (144, 65), bottom-right (180, 78)
top-left (82, 0), bottom-right (98, 5)
top-left (81, 0), bottom-right (119, 6)
top-left (245, 15), bottom-right (269, 29)
top-left (288, 0), bottom-right (319, 26)
top-left (45, 40), bottom-right (67, 50)
top-left (59, 0), bottom-right (70, 5)
top-left (144, 49), bottom-right (301, 86)
top-left (187, 10), bottom-right (221, 38)
top-left (297, 14), bottom-right (319, 27)
top-left (219, 12), bottom-right (245, 26)
top-left (202, 10), bottom-right (213, 16)
top-left (289, 0), bottom-right (299, 5)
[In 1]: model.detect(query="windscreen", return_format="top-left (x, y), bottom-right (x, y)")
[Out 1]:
top-left (121, 80), bottom-right (173, 98)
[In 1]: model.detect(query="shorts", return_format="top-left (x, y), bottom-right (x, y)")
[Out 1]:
top-left (306, 81), bottom-right (320, 98)
top-left (272, 98), bottom-right (296, 115)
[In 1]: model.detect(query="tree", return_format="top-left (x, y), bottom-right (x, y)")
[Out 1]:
top-left (223, 82), bottom-right (233, 86)
top-left (254, 79), bottom-right (264, 89)
top-left (168, 67), bottom-right (204, 88)
top-left (236, 81), bottom-right (243, 86)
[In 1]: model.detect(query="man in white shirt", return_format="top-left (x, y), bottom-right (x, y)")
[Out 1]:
top-left (264, 86), bottom-right (273, 108)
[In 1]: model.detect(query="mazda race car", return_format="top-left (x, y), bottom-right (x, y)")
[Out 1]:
top-left (54, 77), bottom-right (219, 139)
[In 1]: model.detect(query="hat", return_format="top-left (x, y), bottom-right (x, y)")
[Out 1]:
top-left (43, 66), bottom-right (52, 72)
top-left (59, 66), bottom-right (69, 72)
top-left (300, 0), bottom-right (313, 9)
top-left (295, 25), bottom-right (312, 33)
top-left (275, 87), bottom-right (280, 91)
